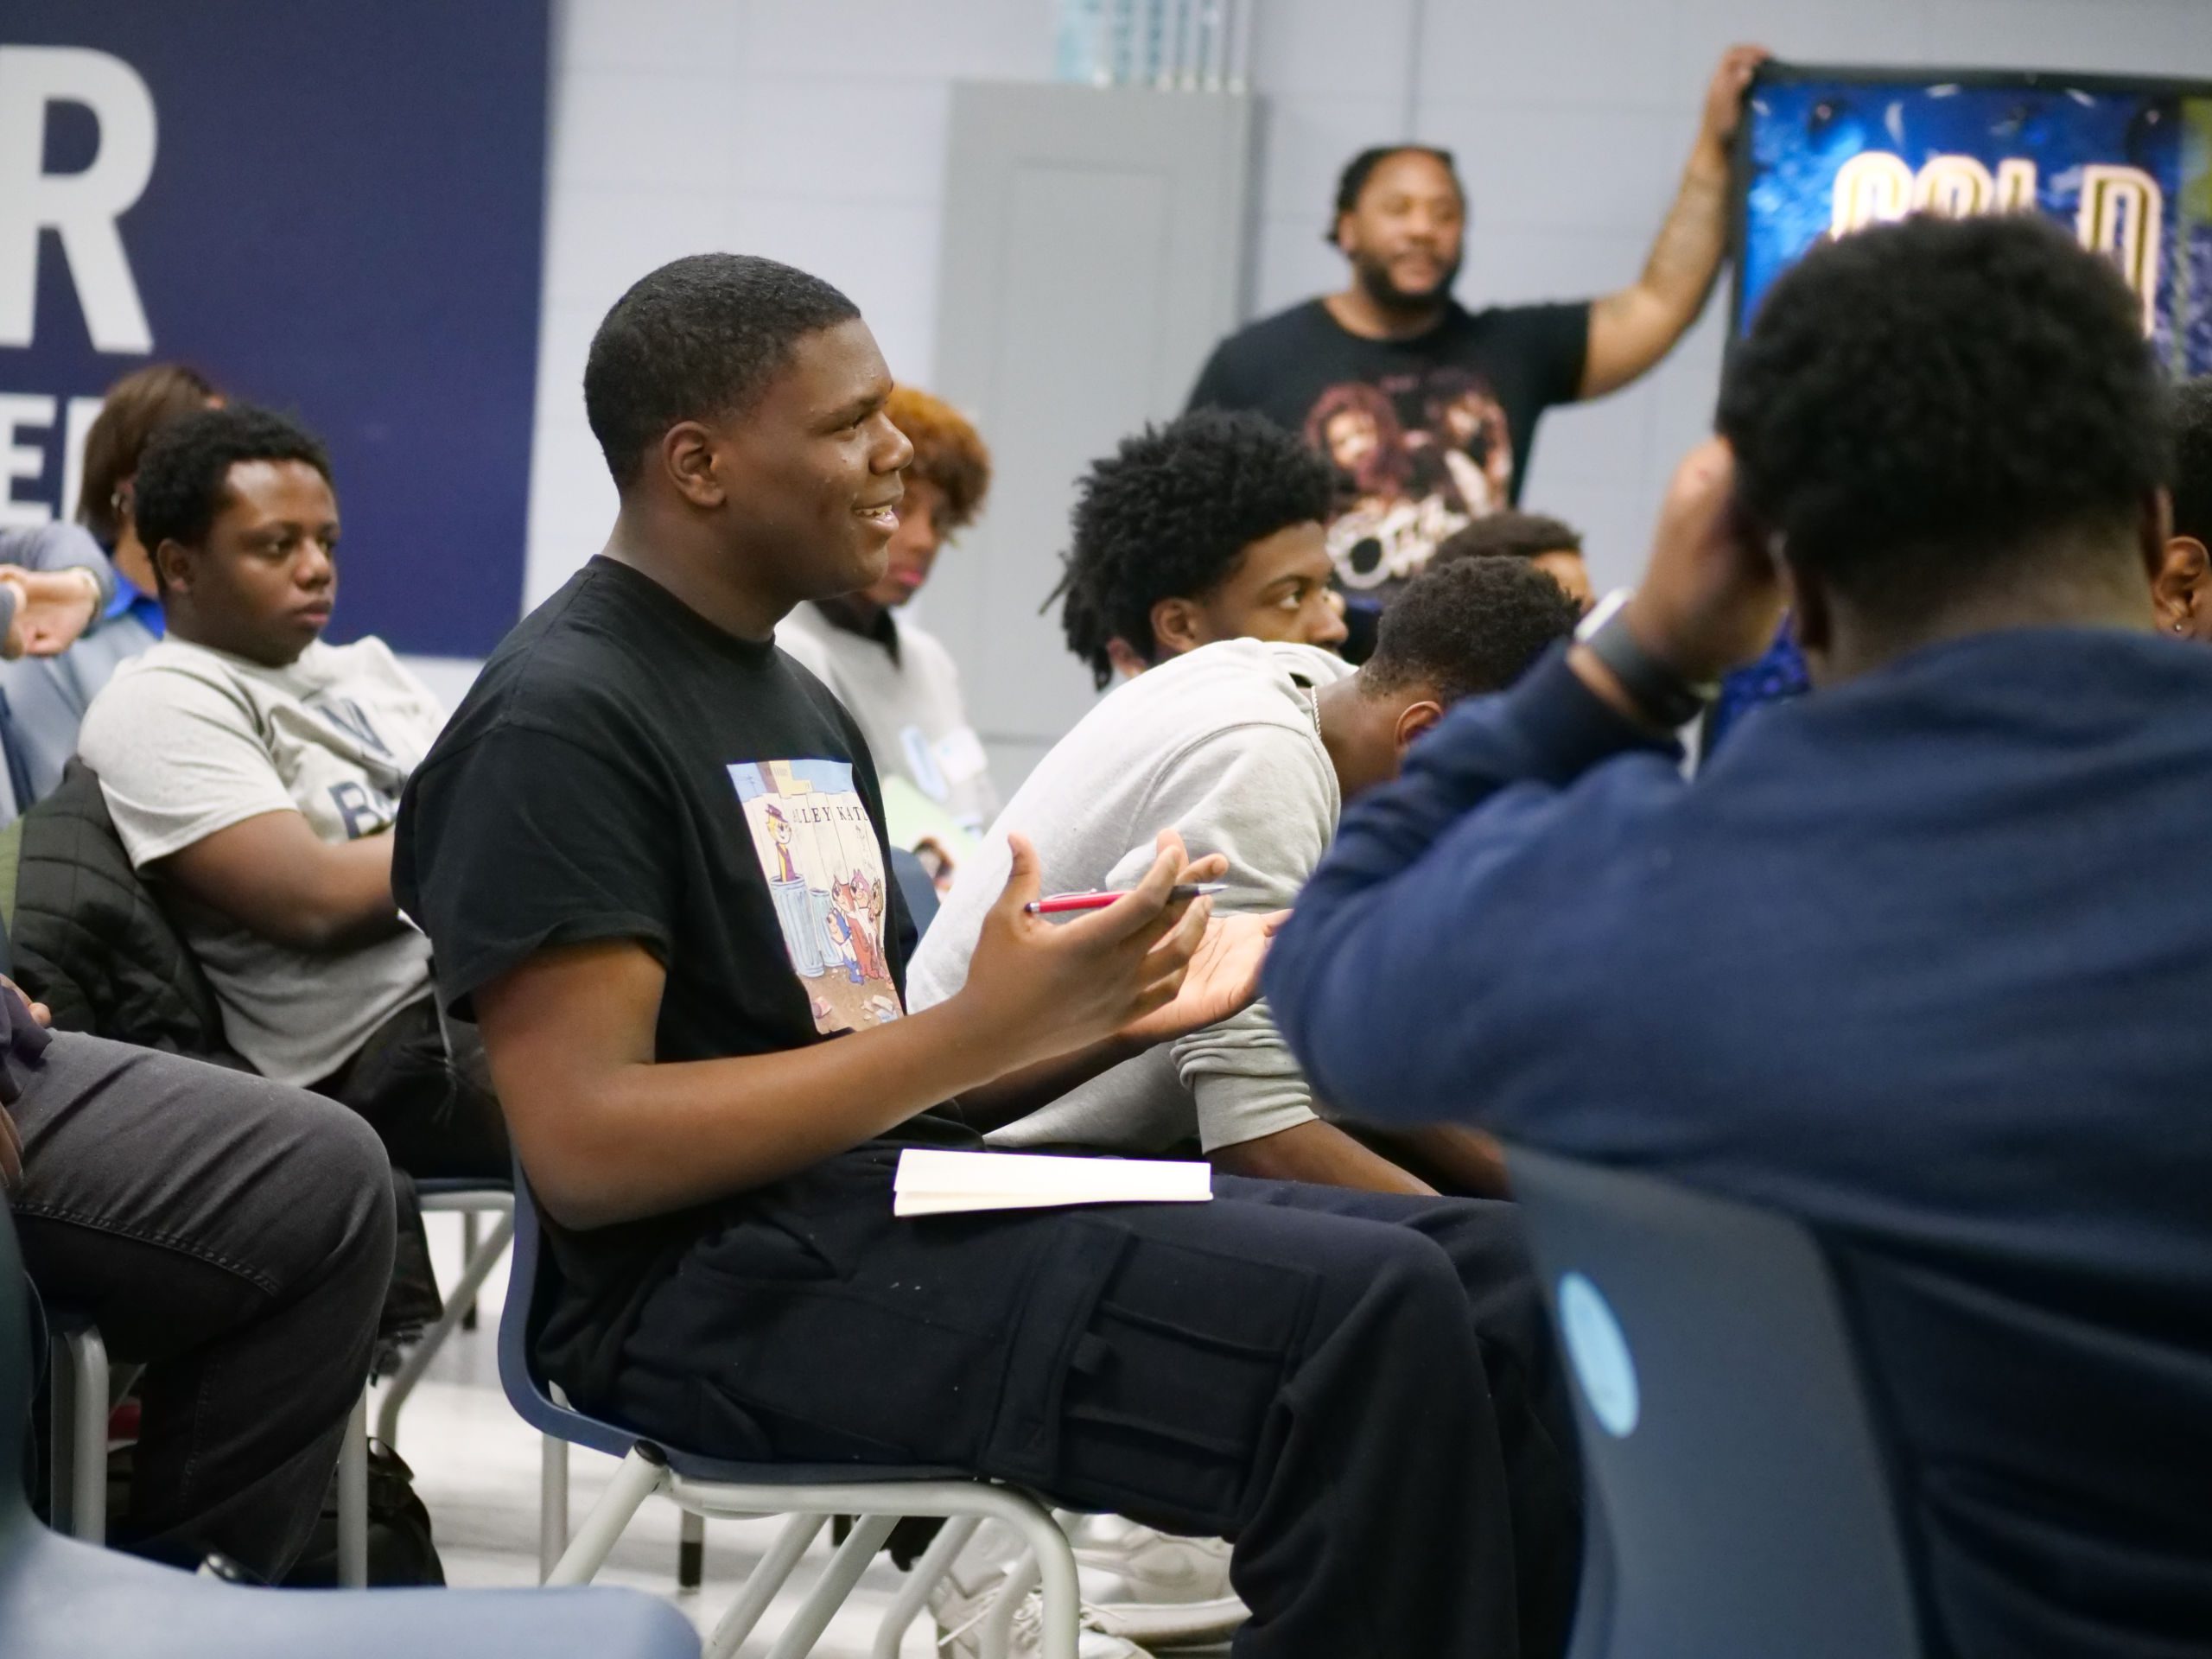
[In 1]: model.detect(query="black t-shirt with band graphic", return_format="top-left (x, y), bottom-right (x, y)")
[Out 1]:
top-left (394, 555), bottom-right (970, 1406)
top-left (1186, 296), bottom-right (1590, 594)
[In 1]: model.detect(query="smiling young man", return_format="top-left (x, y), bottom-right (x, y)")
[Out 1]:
top-left (76, 405), bottom-right (505, 1312)
top-left (1056, 409), bottom-right (1350, 685)
top-left (394, 254), bottom-right (1579, 1659)
top-left (1187, 47), bottom-right (1765, 598)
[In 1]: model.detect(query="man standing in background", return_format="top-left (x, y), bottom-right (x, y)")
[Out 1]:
top-left (1187, 46), bottom-right (1766, 599)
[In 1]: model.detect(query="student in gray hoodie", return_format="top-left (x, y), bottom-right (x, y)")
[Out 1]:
top-left (911, 554), bottom-right (1576, 1194)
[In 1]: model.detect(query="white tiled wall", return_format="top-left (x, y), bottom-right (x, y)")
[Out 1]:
top-left (519, 0), bottom-right (2212, 660)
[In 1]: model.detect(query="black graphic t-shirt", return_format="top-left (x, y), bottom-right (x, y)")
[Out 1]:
top-left (394, 556), bottom-right (963, 1405)
top-left (1186, 296), bottom-right (1590, 593)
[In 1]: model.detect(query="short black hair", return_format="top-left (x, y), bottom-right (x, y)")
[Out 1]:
top-left (583, 253), bottom-right (861, 490)
top-left (1328, 145), bottom-right (1464, 243)
top-left (2172, 376), bottom-right (2212, 549)
top-left (132, 404), bottom-right (331, 555)
top-left (1056, 410), bottom-right (1336, 689)
top-left (1717, 213), bottom-right (2168, 626)
top-left (1432, 511), bottom-right (1584, 567)
top-left (1365, 556), bottom-right (1579, 705)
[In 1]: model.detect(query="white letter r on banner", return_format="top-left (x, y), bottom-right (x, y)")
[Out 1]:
top-left (0, 46), bottom-right (157, 353)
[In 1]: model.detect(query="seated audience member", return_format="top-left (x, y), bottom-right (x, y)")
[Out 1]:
top-left (0, 368), bottom-right (219, 819)
top-left (395, 254), bottom-right (1579, 1659)
top-left (779, 385), bottom-right (1000, 840)
top-left (76, 405), bottom-right (505, 1197)
top-left (0, 524), bottom-right (118, 820)
top-left (1056, 410), bottom-right (1350, 684)
top-left (3, 963), bottom-right (391, 1580)
top-left (912, 555), bottom-right (1575, 1196)
top-left (75, 364), bottom-right (224, 658)
top-left (1433, 508), bottom-right (1595, 610)
top-left (2158, 375), bottom-right (2212, 639)
top-left (1267, 214), bottom-right (2212, 1656)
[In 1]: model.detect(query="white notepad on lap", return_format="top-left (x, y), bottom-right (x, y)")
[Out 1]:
top-left (893, 1148), bottom-right (1213, 1217)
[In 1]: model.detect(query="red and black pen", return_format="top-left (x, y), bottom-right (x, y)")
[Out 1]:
top-left (1026, 883), bottom-right (1229, 916)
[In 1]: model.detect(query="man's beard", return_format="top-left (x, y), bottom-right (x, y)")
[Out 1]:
top-left (1351, 249), bottom-right (1459, 320)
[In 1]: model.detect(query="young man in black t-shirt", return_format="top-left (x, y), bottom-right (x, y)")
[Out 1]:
top-left (1188, 46), bottom-right (1766, 600)
top-left (394, 255), bottom-right (1577, 1659)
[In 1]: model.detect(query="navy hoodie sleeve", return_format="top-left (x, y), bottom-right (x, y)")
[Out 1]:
top-left (1264, 645), bottom-right (1677, 1127)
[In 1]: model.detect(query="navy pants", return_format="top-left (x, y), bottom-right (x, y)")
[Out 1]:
top-left (613, 1151), bottom-right (1580, 1659)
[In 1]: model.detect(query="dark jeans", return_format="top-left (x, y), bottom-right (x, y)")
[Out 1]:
top-left (11, 1033), bottom-right (394, 1580)
top-left (614, 1154), bottom-right (1582, 1659)
top-left (314, 996), bottom-right (511, 1335)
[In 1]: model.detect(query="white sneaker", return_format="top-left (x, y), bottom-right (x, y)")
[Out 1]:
top-left (1060, 1514), bottom-right (1236, 1607)
top-left (930, 1576), bottom-right (1150, 1659)
top-left (928, 1523), bottom-right (1147, 1659)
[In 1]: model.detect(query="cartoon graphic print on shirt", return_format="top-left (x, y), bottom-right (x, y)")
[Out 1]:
top-left (1304, 366), bottom-right (1515, 590)
top-left (731, 759), bottom-right (904, 1034)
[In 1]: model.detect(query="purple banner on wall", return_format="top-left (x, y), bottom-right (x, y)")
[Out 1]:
top-left (0, 1), bottom-right (550, 658)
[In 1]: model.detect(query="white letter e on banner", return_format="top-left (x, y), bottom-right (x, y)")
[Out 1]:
top-left (0, 46), bottom-right (156, 353)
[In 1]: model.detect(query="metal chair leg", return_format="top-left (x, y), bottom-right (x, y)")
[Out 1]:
top-left (545, 1446), bottom-right (667, 1586)
top-left (338, 1391), bottom-right (369, 1587)
top-left (375, 1211), bottom-right (514, 1446)
top-left (981, 1546), bottom-right (1040, 1659)
top-left (874, 1516), bottom-right (983, 1659)
top-left (1000, 1502), bottom-right (1081, 1659)
top-left (65, 1327), bottom-right (109, 1545)
top-left (459, 1211), bottom-right (480, 1330)
top-left (679, 1507), bottom-right (706, 1592)
top-left (699, 1512), bottom-right (829, 1659)
top-left (755, 1514), bottom-right (899, 1659)
top-left (538, 1432), bottom-right (569, 1583)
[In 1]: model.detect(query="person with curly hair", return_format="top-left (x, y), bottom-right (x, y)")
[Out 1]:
top-left (1271, 211), bottom-right (2212, 1657)
top-left (779, 385), bottom-right (1001, 835)
top-left (1432, 507), bottom-right (1594, 610)
top-left (1055, 409), bottom-right (1347, 686)
top-left (918, 553), bottom-right (1574, 1192)
top-left (1188, 48), bottom-right (1767, 593)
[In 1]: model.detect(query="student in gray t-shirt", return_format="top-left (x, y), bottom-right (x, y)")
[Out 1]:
top-left (912, 556), bottom-right (1578, 1196)
top-left (779, 385), bottom-right (999, 858)
top-left (76, 405), bottom-right (506, 1204)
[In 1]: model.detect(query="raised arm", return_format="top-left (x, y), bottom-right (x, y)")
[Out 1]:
top-left (1580, 45), bottom-right (1767, 399)
top-left (474, 833), bottom-right (1218, 1230)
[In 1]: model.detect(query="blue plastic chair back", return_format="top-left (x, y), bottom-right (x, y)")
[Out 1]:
top-left (1504, 1146), bottom-right (1925, 1659)
top-left (496, 1166), bottom-right (963, 1484)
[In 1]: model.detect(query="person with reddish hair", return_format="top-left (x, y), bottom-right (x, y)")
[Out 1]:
top-left (779, 385), bottom-right (1001, 842)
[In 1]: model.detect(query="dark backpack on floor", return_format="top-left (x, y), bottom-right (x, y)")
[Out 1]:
top-left (281, 1439), bottom-right (445, 1588)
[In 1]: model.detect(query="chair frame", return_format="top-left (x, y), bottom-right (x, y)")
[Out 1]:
top-left (501, 1172), bottom-right (1079, 1659)
top-left (374, 1184), bottom-right (516, 1447)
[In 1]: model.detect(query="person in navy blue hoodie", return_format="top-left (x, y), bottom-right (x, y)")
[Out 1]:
top-left (1265, 211), bottom-right (2212, 1659)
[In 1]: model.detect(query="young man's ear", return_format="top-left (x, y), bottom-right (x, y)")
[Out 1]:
top-left (2153, 533), bottom-right (2209, 638)
top-left (1148, 597), bottom-right (1206, 661)
top-left (153, 538), bottom-right (194, 596)
top-left (661, 421), bottom-right (728, 510)
top-left (1392, 699), bottom-right (1446, 754)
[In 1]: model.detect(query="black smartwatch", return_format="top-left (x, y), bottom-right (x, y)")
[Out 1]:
top-left (1573, 589), bottom-right (1715, 730)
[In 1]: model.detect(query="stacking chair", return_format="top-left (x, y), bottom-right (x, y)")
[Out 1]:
top-left (1503, 1145), bottom-right (1925, 1659)
top-left (499, 1170), bottom-right (1081, 1659)
top-left (0, 1193), bottom-right (701, 1658)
